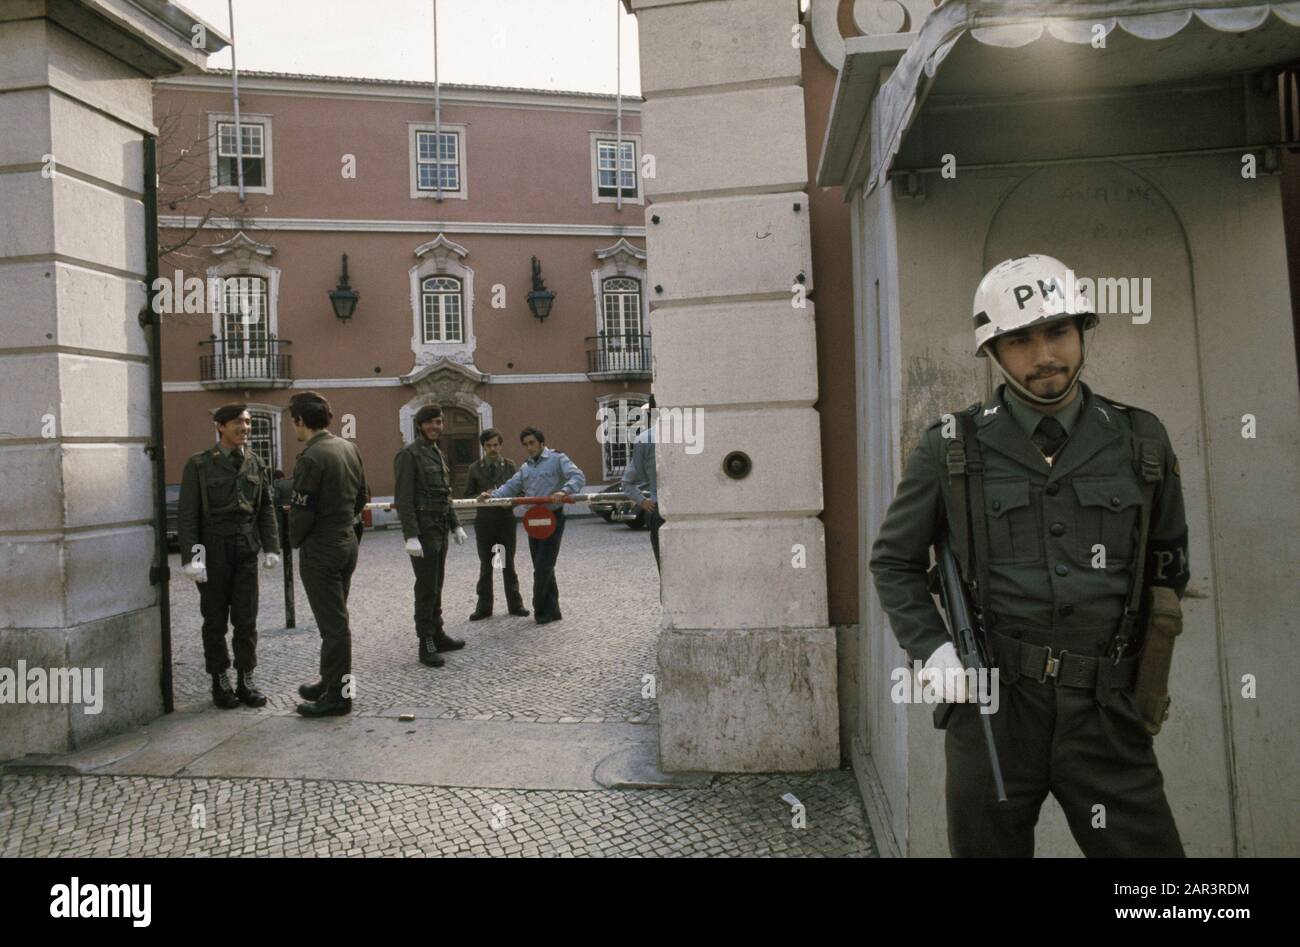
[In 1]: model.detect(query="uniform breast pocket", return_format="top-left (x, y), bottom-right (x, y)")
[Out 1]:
top-left (206, 469), bottom-right (239, 508)
top-left (984, 478), bottom-right (1040, 564)
top-left (1072, 478), bottom-right (1143, 565)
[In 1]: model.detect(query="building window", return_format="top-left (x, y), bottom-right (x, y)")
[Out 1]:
top-left (416, 131), bottom-right (460, 192)
top-left (219, 275), bottom-right (270, 373)
top-left (216, 122), bottom-right (265, 187)
top-left (246, 409), bottom-right (278, 471)
top-left (208, 113), bottom-right (273, 193)
top-left (421, 276), bottom-right (464, 343)
top-left (602, 277), bottom-right (642, 338)
top-left (600, 395), bottom-right (648, 480)
top-left (408, 123), bottom-right (469, 200)
top-left (596, 139), bottom-right (637, 198)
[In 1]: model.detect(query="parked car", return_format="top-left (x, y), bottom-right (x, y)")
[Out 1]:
top-left (584, 482), bottom-right (649, 530)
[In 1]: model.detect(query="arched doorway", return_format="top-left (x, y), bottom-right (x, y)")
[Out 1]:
top-left (437, 406), bottom-right (479, 499)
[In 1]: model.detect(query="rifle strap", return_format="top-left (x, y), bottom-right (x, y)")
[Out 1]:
top-left (944, 411), bottom-right (992, 631)
top-left (1110, 407), bottom-right (1164, 658)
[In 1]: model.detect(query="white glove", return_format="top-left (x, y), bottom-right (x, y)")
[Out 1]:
top-left (405, 537), bottom-right (424, 558)
top-left (262, 552), bottom-right (280, 570)
top-left (453, 527), bottom-right (467, 546)
top-left (918, 641), bottom-right (972, 703)
top-left (183, 561), bottom-right (207, 584)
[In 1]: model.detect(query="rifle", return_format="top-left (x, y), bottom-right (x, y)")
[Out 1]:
top-left (933, 530), bottom-right (1008, 804)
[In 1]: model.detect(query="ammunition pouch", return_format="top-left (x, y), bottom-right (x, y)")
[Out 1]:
top-left (1133, 585), bottom-right (1183, 734)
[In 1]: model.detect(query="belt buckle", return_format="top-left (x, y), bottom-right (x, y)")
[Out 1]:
top-left (1038, 646), bottom-right (1061, 683)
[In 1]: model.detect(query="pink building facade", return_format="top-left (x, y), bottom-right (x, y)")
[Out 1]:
top-left (154, 71), bottom-right (647, 498)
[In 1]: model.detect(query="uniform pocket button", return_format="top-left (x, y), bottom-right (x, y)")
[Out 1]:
top-left (991, 500), bottom-right (1002, 512)
top-left (1059, 603), bottom-right (1075, 617)
top-left (1054, 563), bottom-right (1069, 576)
top-left (1110, 496), bottom-right (1121, 507)
top-left (1050, 522), bottom-right (1066, 536)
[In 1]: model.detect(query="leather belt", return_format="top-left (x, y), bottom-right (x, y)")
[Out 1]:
top-left (993, 631), bottom-right (1139, 690)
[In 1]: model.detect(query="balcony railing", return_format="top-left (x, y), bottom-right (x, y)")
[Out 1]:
top-left (199, 337), bottom-right (293, 388)
top-left (586, 333), bottom-right (652, 377)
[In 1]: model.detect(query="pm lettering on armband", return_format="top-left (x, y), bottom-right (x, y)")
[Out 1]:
top-left (1146, 539), bottom-right (1188, 587)
top-left (291, 490), bottom-right (318, 510)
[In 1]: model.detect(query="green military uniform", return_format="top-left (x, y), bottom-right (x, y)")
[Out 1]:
top-left (288, 431), bottom-right (369, 693)
top-left (463, 456), bottom-right (524, 615)
top-left (870, 381), bottom-right (1189, 857)
top-left (177, 444), bottom-right (280, 675)
top-left (394, 435), bottom-right (462, 639)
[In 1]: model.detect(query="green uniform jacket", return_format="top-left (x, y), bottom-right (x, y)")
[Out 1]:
top-left (393, 436), bottom-right (462, 541)
top-left (177, 445), bottom-right (280, 565)
top-left (288, 431), bottom-right (369, 548)
top-left (463, 456), bottom-right (519, 523)
top-left (869, 383), bottom-right (1189, 664)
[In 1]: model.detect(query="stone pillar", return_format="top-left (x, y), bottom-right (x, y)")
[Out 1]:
top-left (0, 0), bottom-right (220, 759)
top-left (629, 0), bottom-right (839, 771)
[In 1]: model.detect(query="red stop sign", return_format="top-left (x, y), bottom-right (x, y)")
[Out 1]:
top-left (522, 504), bottom-right (557, 539)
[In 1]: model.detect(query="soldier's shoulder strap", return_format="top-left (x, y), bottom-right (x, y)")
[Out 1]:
top-left (938, 405), bottom-right (989, 612)
top-left (1098, 396), bottom-right (1167, 655)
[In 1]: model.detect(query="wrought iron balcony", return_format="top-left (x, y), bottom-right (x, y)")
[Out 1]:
top-left (585, 333), bottom-right (652, 379)
top-left (199, 338), bottom-right (293, 388)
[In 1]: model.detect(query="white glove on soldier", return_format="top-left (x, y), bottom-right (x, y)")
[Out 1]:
top-left (918, 641), bottom-right (972, 703)
top-left (262, 552), bottom-right (280, 570)
top-left (183, 561), bottom-right (207, 584)
top-left (453, 527), bottom-right (467, 546)
top-left (405, 537), bottom-right (424, 558)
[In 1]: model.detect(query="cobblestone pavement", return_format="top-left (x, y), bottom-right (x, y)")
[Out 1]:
top-left (169, 518), bottom-right (661, 721)
top-left (0, 771), bottom-right (873, 857)
top-left (13, 515), bottom-right (877, 858)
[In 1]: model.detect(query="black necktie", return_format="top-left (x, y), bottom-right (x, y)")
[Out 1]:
top-left (1032, 417), bottom-right (1068, 464)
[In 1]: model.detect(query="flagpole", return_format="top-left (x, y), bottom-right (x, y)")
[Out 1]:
top-left (227, 0), bottom-right (245, 203)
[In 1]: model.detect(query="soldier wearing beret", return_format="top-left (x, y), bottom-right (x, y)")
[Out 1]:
top-left (287, 391), bottom-right (370, 717)
top-left (395, 402), bottom-right (469, 667)
top-left (870, 254), bottom-right (1189, 857)
top-left (176, 403), bottom-right (280, 709)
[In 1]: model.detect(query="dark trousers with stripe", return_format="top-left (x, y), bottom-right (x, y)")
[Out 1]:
top-left (944, 624), bottom-right (1184, 857)
top-left (198, 530), bottom-right (260, 674)
top-left (526, 509), bottom-right (566, 620)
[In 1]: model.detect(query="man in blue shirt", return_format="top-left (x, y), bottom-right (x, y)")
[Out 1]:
top-left (480, 426), bottom-right (585, 624)
top-left (620, 395), bottom-right (662, 573)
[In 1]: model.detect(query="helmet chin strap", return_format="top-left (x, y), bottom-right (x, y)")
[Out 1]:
top-left (990, 331), bottom-right (1088, 407)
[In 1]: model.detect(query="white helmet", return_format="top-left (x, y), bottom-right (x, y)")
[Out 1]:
top-left (973, 254), bottom-right (1097, 405)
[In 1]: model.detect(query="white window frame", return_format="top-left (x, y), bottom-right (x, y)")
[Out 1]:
top-left (409, 234), bottom-right (476, 365)
top-left (408, 122), bottom-right (469, 201)
top-left (244, 403), bottom-right (284, 471)
top-left (597, 392), bottom-right (649, 481)
top-left (208, 112), bottom-right (274, 194)
top-left (420, 275), bottom-right (465, 344)
top-left (589, 131), bottom-right (643, 205)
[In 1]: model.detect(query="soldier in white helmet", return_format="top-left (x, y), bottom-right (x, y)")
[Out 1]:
top-left (870, 254), bottom-right (1190, 857)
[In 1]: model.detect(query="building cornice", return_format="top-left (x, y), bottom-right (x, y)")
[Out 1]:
top-left (158, 215), bottom-right (646, 238)
top-left (155, 72), bottom-right (643, 113)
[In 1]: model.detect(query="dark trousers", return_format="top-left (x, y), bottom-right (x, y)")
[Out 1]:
top-left (198, 531), bottom-right (260, 674)
top-left (409, 527), bottom-right (448, 638)
top-left (945, 625), bottom-right (1184, 857)
top-left (648, 509), bottom-right (664, 573)
top-left (298, 532), bottom-right (359, 692)
top-left (527, 509), bottom-right (566, 620)
top-left (474, 513), bottom-right (523, 612)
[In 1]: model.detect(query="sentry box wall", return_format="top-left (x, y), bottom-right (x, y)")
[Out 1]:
top-left (818, 1), bottom-right (1300, 857)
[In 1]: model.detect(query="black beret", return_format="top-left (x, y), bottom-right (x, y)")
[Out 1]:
top-left (213, 403), bottom-right (248, 425)
top-left (414, 403), bottom-right (443, 426)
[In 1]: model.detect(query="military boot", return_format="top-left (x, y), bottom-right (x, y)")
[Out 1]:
top-left (211, 670), bottom-right (240, 709)
top-left (295, 686), bottom-right (351, 718)
top-left (236, 670), bottom-right (267, 708)
top-left (418, 637), bottom-right (445, 667)
top-left (432, 628), bottom-right (465, 653)
top-left (298, 680), bottom-right (327, 702)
